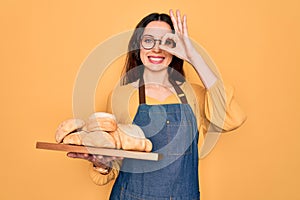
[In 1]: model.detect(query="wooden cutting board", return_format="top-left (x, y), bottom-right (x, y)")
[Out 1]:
top-left (36, 141), bottom-right (162, 161)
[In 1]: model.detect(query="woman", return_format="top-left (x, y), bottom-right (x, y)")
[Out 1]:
top-left (68, 9), bottom-right (246, 200)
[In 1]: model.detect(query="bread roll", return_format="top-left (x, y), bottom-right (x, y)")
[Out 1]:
top-left (55, 116), bottom-right (152, 152)
top-left (62, 131), bottom-right (87, 145)
top-left (55, 119), bottom-right (85, 143)
top-left (109, 130), bottom-right (122, 149)
top-left (87, 112), bottom-right (117, 132)
top-left (82, 131), bottom-right (116, 148)
top-left (115, 124), bottom-right (152, 152)
top-left (62, 130), bottom-right (116, 149)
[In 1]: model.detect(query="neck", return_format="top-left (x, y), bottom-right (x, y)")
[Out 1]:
top-left (143, 68), bottom-right (172, 87)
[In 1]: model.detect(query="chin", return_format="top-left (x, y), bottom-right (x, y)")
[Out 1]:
top-left (144, 63), bottom-right (168, 72)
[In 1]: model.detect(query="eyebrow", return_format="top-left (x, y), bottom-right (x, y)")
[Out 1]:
top-left (142, 34), bottom-right (154, 37)
top-left (141, 34), bottom-right (162, 39)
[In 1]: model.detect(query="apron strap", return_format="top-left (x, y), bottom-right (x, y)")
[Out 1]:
top-left (138, 78), bottom-right (146, 104)
top-left (169, 79), bottom-right (188, 104)
top-left (138, 77), bottom-right (188, 104)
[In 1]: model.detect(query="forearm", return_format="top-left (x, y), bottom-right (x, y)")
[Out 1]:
top-left (188, 49), bottom-right (218, 89)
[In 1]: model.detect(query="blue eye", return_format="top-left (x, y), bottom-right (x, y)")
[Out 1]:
top-left (144, 38), bottom-right (153, 43)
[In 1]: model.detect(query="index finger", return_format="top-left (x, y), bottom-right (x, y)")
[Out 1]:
top-left (160, 32), bottom-right (177, 48)
top-left (67, 152), bottom-right (90, 159)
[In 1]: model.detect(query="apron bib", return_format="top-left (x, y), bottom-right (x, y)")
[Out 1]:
top-left (110, 79), bottom-right (200, 200)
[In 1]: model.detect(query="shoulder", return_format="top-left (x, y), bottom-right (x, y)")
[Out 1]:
top-left (110, 82), bottom-right (138, 124)
top-left (181, 82), bottom-right (206, 99)
top-left (112, 82), bottom-right (137, 96)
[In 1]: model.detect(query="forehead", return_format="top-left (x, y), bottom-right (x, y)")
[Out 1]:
top-left (143, 21), bottom-right (172, 38)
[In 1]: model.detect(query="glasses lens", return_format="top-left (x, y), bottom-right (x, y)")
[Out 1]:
top-left (164, 38), bottom-right (176, 48)
top-left (141, 36), bottom-right (154, 49)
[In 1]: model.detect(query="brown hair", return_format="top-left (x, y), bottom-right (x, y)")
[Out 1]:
top-left (121, 13), bottom-right (185, 85)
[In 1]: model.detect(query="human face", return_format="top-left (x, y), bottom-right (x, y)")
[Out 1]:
top-left (140, 21), bottom-right (173, 72)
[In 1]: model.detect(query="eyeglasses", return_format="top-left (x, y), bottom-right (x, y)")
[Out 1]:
top-left (140, 35), bottom-right (176, 50)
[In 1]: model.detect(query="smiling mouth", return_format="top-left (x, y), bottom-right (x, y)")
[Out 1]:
top-left (148, 56), bottom-right (165, 64)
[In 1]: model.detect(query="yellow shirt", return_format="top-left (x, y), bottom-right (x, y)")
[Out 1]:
top-left (128, 91), bottom-right (180, 120)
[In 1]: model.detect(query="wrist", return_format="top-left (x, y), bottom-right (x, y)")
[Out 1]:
top-left (186, 47), bottom-right (198, 64)
top-left (93, 163), bottom-right (112, 175)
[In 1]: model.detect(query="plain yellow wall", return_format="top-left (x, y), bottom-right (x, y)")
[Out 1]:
top-left (1, 0), bottom-right (299, 199)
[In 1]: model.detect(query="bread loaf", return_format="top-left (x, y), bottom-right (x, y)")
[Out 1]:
top-left (62, 130), bottom-right (116, 148)
top-left (62, 131), bottom-right (87, 145)
top-left (114, 124), bottom-right (152, 152)
top-left (55, 113), bottom-right (152, 152)
top-left (55, 119), bottom-right (86, 143)
top-left (87, 112), bottom-right (117, 132)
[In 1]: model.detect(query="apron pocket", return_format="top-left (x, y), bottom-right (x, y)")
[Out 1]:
top-left (166, 120), bottom-right (194, 156)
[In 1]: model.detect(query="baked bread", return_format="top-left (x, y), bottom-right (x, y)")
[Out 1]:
top-left (63, 130), bottom-right (116, 149)
top-left (113, 124), bottom-right (152, 152)
top-left (55, 119), bottom-right (86, 143)
top-left (86, 112), bottom-right (117, 132)
top-left (55, 114), bottom-right (152, 152)
top-left (62, 131), bottom-right (87, 145)
top-left (109, 130), bottom-right (122, 149)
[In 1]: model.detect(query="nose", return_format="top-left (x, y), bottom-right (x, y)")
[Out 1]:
top-left (152, 40), bottom-right (162, 52)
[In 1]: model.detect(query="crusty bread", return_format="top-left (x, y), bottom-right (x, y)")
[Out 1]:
top-left (90, 112), bottom-right (117, 120)
top-left (118, 124), bottom-right (145, 138)
top-left (115, 124), bottom-right (152, 152)
top-left (55, 115), bottom-right (152, 152)
top-left (62, 131), bottom-right (87, 145)
top-left (55, 119), bottom-right (86, 143)
top-left (87, 112), bottom-right (117, 132)
top-left (81, 131), bottom-right (116, 149)
top-left (109, 130), bottom-right (122, 149)
top-left (62, 130), bottom-right (116, 149)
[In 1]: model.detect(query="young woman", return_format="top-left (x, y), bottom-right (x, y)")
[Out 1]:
top-left (68, 9), bottom-right (246, 200)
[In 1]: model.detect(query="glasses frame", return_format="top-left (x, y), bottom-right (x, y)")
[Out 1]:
top-left (140, 34), bottom-right (176, 50)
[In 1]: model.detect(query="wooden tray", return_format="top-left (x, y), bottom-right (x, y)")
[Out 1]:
top-left (36, 141), bottom-right (162, 161)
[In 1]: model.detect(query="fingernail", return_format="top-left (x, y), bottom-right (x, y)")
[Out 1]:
top-left (67, 153), bottom-right (74, 157)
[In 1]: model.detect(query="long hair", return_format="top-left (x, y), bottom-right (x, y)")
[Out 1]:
top-left (121, 13), bottom-right (185, 85)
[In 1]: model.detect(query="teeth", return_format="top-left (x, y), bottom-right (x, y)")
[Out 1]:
top-left (149, 57), bottom-right (164, 62)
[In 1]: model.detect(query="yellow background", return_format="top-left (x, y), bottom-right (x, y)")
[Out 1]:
top-left (1, 0), bottom-right (299, 199)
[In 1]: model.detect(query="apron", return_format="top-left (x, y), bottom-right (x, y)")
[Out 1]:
top-left (110, 79), bottom-right (200, 200)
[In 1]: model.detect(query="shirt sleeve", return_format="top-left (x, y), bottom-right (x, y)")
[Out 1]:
top-left (88, 159), bottom-right (122, 186)
top-left (194, 80), bottom-right (247, 133)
